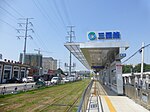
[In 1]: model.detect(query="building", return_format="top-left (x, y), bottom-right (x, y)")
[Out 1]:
top-left (42, 57), bottom-right (57, 81)
top-left (42, 57), bottom-right (57, 74)
top-left (64, 31), bottom-right (129, 95)
top-left (19, 53), bottom-right (42, 76)
top-left (0, 59), bottom-right (29, 83)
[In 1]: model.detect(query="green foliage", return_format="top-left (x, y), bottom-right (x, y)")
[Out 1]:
top-left (122, 63), bottom-right (150, 73)
top-left (134, 63), bottom-right (150, 72)
top-left (122, 65), bottom-right (133, 73)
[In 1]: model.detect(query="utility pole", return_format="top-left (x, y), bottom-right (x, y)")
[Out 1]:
top-left (65, 26), bottom-right (76, 76)
top-left (140, 42), bottom-right (145, 81)
top-left (17, 18), bottom-right (34, 64)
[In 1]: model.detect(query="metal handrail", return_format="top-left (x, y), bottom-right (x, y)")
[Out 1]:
top-left (77, 80), bottom-right (93, 112)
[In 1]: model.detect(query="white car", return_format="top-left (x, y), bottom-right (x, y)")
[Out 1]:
top-left (62, 78), bottom-right (70, 83)
top-left (27, 76), bottom-right (34, 82)
top-left (22, 77), bottom-right (27, 83)
top-left (22, 76), bottom-right (34, 83)
top-left (51, 77), bottom-right (61, 84)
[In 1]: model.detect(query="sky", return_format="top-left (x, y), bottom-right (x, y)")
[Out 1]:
top-left (0, 0), bottom-right (150, 70)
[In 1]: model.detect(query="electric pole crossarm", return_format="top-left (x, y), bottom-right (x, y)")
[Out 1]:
top-left (65, 26), bottom-right (76, 76)
top-left (17, 18), bottom-right (34, 64)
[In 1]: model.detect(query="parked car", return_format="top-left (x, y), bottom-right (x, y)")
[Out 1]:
top-left (67, 76), bottom-right (76, 82)
top-left (35, 78), bottom-right (46, 87)
top-left (62, 77), bottom-right (70, 83)
top-left (27, 76), bottom-right (34, 82)
top-left (51, 77), bottom-right (61, 84)
top-left (6, 77), bottom-right (22, 83)
top-left (22, 76), bottom-right (34, 83)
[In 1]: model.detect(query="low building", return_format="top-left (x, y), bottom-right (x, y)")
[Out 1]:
top-left (0, 59), bottom-right (29, 83)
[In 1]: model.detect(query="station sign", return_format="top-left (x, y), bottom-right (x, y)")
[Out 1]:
top-left (87, 31), bottom-right (121, 41)
top-left (91, 66), bottom-right (105, 69)
top-left (120, 53), bottom-right (126, 58)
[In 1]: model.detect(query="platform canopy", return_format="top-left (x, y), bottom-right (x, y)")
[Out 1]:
top-left (64, 41), bottom-right (129, 70)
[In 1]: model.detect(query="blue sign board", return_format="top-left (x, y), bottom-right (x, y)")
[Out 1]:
top-left (87, 31), bottom-right (121, 41)
top-left (120, 53), bottom-right (126, 58)
top-left (91, 66), bottom-right (105, 69)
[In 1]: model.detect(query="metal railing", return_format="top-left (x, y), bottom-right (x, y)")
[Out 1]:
top-left (0, 84), bottom-right (35, 95)
top-left (77, 80), bottom-right (93, 112)
top-left (0, 80), bottom-right (83, 95)
top-left (125, 84), bottom-right (150, 110)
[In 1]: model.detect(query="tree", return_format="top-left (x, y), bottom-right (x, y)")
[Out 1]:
top-left (133, 63), bottom-right (150, 73)
top-left (122, 65), bottom-right (133, 73)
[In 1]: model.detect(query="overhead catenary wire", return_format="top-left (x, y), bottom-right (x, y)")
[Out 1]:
top-left (122, 43), bottom-right (150, 64)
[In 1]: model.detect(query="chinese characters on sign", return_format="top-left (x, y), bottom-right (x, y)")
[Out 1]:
top-left (87, 31), bottom-right (121, 41)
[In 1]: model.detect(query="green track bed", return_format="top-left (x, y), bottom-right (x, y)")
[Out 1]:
top-left (0, 79), bottom-right (90, 112)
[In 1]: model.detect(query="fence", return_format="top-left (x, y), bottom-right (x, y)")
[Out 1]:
top-left (125, 84), bottom-right (150, 110)
top-left (0, 80), bottom-right (82, 95)
top-left (0, 83), bottom-right (35, 95)
top-left (77, 80), bottom-right (93, 112)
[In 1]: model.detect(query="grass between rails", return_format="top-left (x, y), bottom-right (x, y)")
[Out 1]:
top-left (0, 79), bottom-right (90, 112)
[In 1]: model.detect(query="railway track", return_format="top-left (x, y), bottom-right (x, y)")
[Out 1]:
top-left (65, 95), bottom-right (80, 112)
top-left (36, 82), bottom-right (85, 112)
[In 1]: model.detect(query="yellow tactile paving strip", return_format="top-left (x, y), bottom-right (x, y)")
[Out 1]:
top-left (104, 96), bottom-right (116, 112)
top-left (96, 81), bottom-right (117, 112)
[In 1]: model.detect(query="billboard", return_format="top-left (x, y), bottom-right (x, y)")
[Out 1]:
top-left (87, 31), bottom-right (121, 41)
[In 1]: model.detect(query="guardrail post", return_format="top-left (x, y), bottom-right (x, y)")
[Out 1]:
top-left (1, 86), bottom-right (6, 95)
top-left (24, 84), bottom-right (27, 91)
top-left (15, 86), bottom-right (17, 92)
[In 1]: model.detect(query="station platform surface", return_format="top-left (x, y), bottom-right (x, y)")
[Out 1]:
top-left (87, 81), bottom-right (149, 112)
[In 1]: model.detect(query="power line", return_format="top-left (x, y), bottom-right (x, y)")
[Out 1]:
top-left (0, 18), bottom-right (16, 30)
top-left (51, 0), bottom-right (66, 29)
top-left (3, 0), bottom-right (24, 17)
top-left (0, 5), bottom-right (17, 20)
top-left (32, 0), bottom-right (64, 36)
top-left (33, 31), bottom-right (50, 52)
top-left (61, 0), bottom-right (71, 25)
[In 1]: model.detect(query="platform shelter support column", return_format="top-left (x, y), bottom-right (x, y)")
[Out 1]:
top-left (116, 61), bottom-right (123, 95)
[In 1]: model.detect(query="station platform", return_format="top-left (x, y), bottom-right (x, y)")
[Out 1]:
top-left (86, 81), bottom-right (149, 112)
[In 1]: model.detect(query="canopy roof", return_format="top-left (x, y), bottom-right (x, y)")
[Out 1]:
top-left (64, 41), bottom-right (129, 70)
